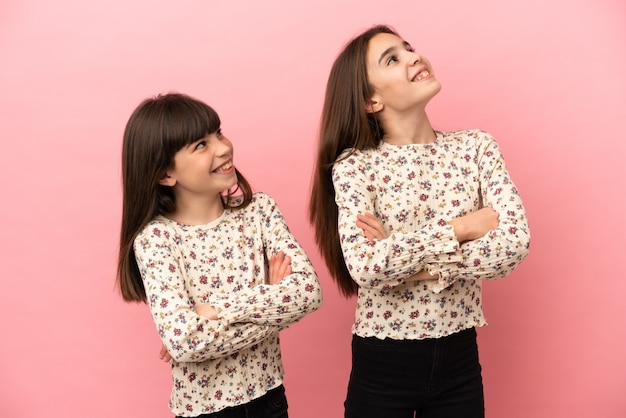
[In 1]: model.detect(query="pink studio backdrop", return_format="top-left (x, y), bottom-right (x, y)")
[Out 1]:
top-left (1, 0), bottom-right (624, 417)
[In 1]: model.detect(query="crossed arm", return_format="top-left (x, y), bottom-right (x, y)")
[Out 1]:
top-left (355, 207), bottom-right (499, 283)
top-left (159, 251), bottom-right (293, 362)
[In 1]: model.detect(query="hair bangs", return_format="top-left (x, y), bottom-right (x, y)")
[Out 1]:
top-left (154, 94), bottom-right (222, 156)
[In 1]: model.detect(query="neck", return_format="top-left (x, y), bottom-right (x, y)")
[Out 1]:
top-left (380, 109), bottom-right (436, 145)
top-left (167, 193), bottom-right (225, 225)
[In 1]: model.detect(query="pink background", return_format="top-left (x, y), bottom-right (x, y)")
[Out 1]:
top-left (1, 0), bottom-right (625, 417)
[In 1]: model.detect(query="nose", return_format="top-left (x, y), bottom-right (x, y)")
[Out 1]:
top-left (211, 135), bottom-right (232, 156)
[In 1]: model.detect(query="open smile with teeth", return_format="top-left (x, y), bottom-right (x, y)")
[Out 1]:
top-left (214, 160), bottom-right (233, 173)
top-left (413, 69), bottom-right (430, 81)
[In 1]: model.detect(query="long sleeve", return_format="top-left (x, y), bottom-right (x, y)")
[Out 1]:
top-left (425, 132), bottom-right (531, 292)
top-left (134, 225), bottom-right (277, 363)
top-left (332, 151), bottom-right (462, 290)
top-left (209, 194), bottom-right (322, 329)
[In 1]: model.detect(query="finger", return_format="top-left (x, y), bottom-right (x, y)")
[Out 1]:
top-left (159, 344), bottom-right (170, 361)
top-left (359, 213), bottom-right (386, 232)
top-left (276, 255), bottom-right (292, 280)
top-left (357, 218), bottom-right (386, 240)
top-left (269, 252), bottom-right (285, 282)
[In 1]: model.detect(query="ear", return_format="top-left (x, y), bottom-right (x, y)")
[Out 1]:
top-left (158, 171), bottom-right (176, 187)
top-left (365, 98), bottom-right (383, 114)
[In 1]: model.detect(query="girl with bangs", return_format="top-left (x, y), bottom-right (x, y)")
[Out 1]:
top-left (309, 25), bottom-right (530, 417)
top-left (117, 92), bottom-right (322, 418)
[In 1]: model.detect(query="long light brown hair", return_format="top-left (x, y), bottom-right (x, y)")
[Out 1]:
top-left (117, 93), bottom-right (253, 302)
top-left (309, 25), bottom-right (398, 297)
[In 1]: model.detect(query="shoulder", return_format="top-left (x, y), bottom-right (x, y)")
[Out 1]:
top-left (134, 217), bottom-right (178, 249)
top-left (439, 129), bottom-right (498, 149)
top-left (249, 191), bottom-right (278, 208)
top-left (234, 192), bottom-right (281, 217)
top-left (440, 128), bottom-right (494, 141)
top-left (333, 147), bottom-right (378, 173)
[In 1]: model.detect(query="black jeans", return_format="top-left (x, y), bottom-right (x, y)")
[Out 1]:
top-left (178, 385), bottom-right (288, 418)
top-left (345, 328), bottom-right (484, 418)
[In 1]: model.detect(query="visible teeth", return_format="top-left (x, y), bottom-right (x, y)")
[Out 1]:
top-left (215, 161), bottom-right (233, 173)
top-left (416, 70), bottom-right (430, 80)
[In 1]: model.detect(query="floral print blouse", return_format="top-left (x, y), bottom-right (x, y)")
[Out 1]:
top-left (332, 129), bottom-right (530, 340)
top-left (134, 192), bottom-right (322, 417)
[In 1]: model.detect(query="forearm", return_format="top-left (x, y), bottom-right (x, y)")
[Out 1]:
top-left (341, 221), bottom-right (462, 289)
top-left (155, 310), bottom-right (278, 363)
top-left (211, 272), bottom-right (322, 329)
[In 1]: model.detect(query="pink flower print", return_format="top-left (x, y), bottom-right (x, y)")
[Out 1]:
top-left (153, 228), bottom-right (161, 237)
top-left (420, 193), bottom-right (428, 201)
top-left (215, 390), bottom-right (223, 400)
top-left (160, 298), bottom-right (168, 308)
top-left (424, 208), bottom-right (436, 220)
top-left (391, 319), bottom-right (403, 331)
top-left (168, 264), bottom-right (176, 272)
top-left (366, 311), bottom-right (374, 319)
top-left (383, 175), bottom-right (391, 183)
top-left (199, 275), bottom-right (208, 284)
top-left (396, 209), bottom-right (409, 223)
top-left (188, 372), bottom-right (196, 382)
top-left (383, 310), bottom-right (392, 320)
top-left (408, 171), bottom-right (416, 180)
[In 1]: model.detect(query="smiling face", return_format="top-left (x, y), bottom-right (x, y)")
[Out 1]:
top-left (366, 32), bottom-right (441, 114)
top-left (160, 129), bottom-right (237, 201)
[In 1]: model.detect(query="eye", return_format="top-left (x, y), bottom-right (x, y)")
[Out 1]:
top-left (386, 55), bottom-right (398, 66)
top-left (216, 128), bottom-right (224, 138)
top-left (194, 140), bottom-right (207, 150)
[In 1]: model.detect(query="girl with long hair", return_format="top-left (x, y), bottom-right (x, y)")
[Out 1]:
top-left (117, 92), bottom-right (322, 418)
top-left (309, 25), bottom-right (530, 417)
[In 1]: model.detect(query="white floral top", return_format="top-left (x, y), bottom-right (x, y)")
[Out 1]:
top-left (134, 192), bottom-right (322, 417)
top-left (332, 129), bottom-right (530, 340)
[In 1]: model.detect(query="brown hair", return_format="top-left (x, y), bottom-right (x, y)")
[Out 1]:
top-left (309, 25), bottom-right (398, 297)
top-left (117, 93), bottom-right (253, 302)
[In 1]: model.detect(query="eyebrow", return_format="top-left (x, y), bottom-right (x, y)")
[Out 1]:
top-left (378, 41), bottom-right (412, 65)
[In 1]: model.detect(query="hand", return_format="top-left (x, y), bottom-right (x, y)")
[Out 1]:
top-left (448, 207), bottom-right (499, 243)
top-left (195, 304), bottom-right (218, 320)
top-left (268, 251), bottom-right (292, 285)
top-left (356, 212), bottom-right (388, 240)
top-left (159, 343), bottom-right (172, 362)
